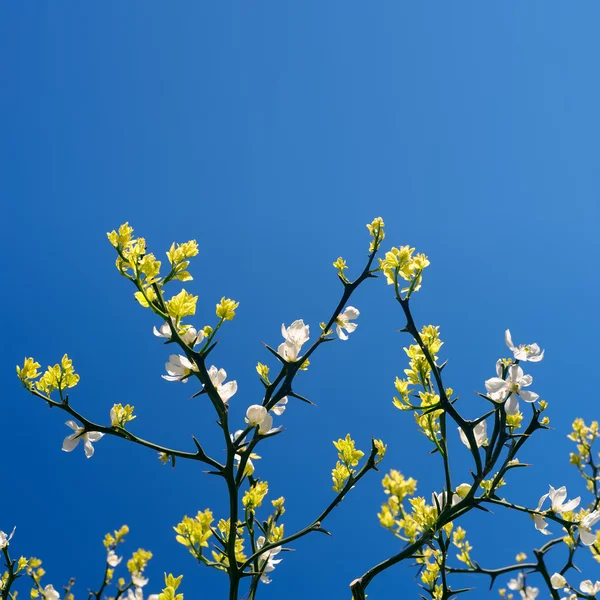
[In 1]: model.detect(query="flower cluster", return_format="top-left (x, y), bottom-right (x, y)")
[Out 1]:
top-left (331, 435), bottom-right (365, 492)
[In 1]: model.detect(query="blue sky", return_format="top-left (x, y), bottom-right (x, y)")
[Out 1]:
top-left (2, 2), bottom-right (600, 599)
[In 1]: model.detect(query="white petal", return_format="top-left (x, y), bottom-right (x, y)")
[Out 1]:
top-left (485, 378), bottom-right (508, 394)
top-left (162, 374), bottom-right (181, 382)
top-left (84, 438), bottom-right (95, 458)
top-left (344, 306), bottom-right (360, 320)
top-left (495, 359), bottom-right (504, 378)
top-left (580, 528), bottom-right (597, 546)
top-left (87, 431), bottom-right (105, 442)
top-left (271, 397), bottom-right (288, 416)
top-left (505, 394), bottom-right (520, 415)
top-left (536, 492), bottom-right (549, 511)
top-left (509, 365), bottom-right (523, 383)
top-left (561, 497), bottom-right (580, 512)
top-left (519, 390), bottom-right (539, 403)
top-left (259, 413), bottom-right (274, 434)
top-left (65, 420), bottom-right (80, 431)
top-left (219, 381), bottom-right (238, 403)
top-left (505, 329), bottom-right (515, 350)
top-left (62, 433), bottom-right (80, 452)
top-left (549, 486), bottom-right (567, 511)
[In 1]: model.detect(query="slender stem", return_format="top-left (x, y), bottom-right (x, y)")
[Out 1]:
top-left (29, 389), bottom-right (223, 471)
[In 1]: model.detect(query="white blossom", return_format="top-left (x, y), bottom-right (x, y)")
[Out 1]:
top-left (579, 510), bottom-right (600, 546)
top-left (153, 321), bottom-right (172, 339)
top-left (162, 354), bottom-right (198, 383)
top-left (132, 572), bottom-right (149, 587)
top-left (256, 536), bottom-right (283, 584)
top-left (580, 580), bottom-right (600, 596)
top-left (432, 490), bottom-right (460, 511)
top-left (508, 573), bottom-right (525, 591)
top-left (0, 527), bottom-right (16, 549)
top-left (485, 363), bottom-right (539, 415)
top-left (124, 589), bottom-right (159, 600)
top-left (505, 329), bottom-right (544, 362)
top-left (550, 573), bottom-right (567, 589)
top-left (539, 486), bottom-right (581, 514)
top-left (153, 321), bottom-right (204, 347)
top-left (278, 320), bottom-right (310, 362)
top-left (181, 327), bottom-right (205, 347)
top-left (107, 549), bottom-right (122, 567)
top-left (271, 396), bottom-right (288, 416)
top-left (245, 405), bottom-right (279, 435)
top-left (533, 486), bottom-right (581, 536)
top-left (335, 306), bottom-right (359, 340)
top-left (42, 585), bottom-right (60, 600)
top-left (231, 429), bottom-right (247, 445)
top-left (458, 420), bottom-right (488, 449)
top-left (507, 575), bottom-right (539, 600)
top-left (62, 421), bottom-right (104, 458)
top-left (207, 366), bottom-right (238, 403)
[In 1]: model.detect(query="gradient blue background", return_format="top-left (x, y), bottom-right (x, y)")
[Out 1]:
top-left (2, 2), bottom-right (599, 598)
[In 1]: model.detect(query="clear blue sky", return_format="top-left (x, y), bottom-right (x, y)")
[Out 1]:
top-left (2, 2), bottom-right (599, 599)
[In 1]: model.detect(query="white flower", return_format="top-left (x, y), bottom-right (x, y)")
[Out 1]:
top-left (508, 573), bottom-right (524, 591)
top-left (62, 421), bottom-right (104, 458)
top-left (231, 429), bottom-right (247, 445)
top-left (256, 536), bottom-right (283, 584)
top-left (534, 486), bottom-right (581, 536)
top-left (181, 327), bottom-right (205, 347)
top-left (432, 490), bottom-right (460, 511)
top-left (153, 321), bottom-right (204, 347)
top-left (278, 319), bottom-right (310, 362)
top-left (153, 321), bottom-right (172, 339)
top-left (532, 513), bottom-right (551, 535)
top-left (207, 366), bottom-right (238, 403)
top-left (335, 306), bottom-right (359, 341)
top-left (485, 364), bottom-right (539, 415)
top-left (245, 405), bottom-right (279, 435)
top-left (538, 486), bottom-right (581, 514)
top-left (246, 405), bottom-right (268, 426)
top-left (521, 587), bottom-right (539, 600)
top-left (162, 354), bottom-right (198, 383)
top-left (271, 396), bottom-right (288, 416)
top-left (132, 572), bottom-right (149, 587)
top-left (580, 581), bottom-right (600, 596)
top-left (505, 330), bottom-right (544, 362)
top-left (551, 573), bottom-right (567, 589)
top-left (458, 420), bottom-right (488, 449)
top-left (42, 585), bottom-right (60, 600)
top-left (107, 550), bottom-right (122, 567)
top-left (0, 527), bottom-right (16, 549)
top-left (125, 589), bottom-right (156, 600)
top-left (579, 510), bottom-right (600, 546)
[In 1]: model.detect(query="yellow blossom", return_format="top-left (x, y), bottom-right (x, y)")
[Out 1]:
top-left (366, 217), bottom-right (385, 252)
top-left (110, 404), bottom-right (136, 428)
top-left (216, 297), bottom-right (239, 321)
top-left (174, 510), bottom-right (214, 559)
top-left (166, 289), bottom-right (198, 319)
top-left (242, 481), bottom-right (269, 513)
